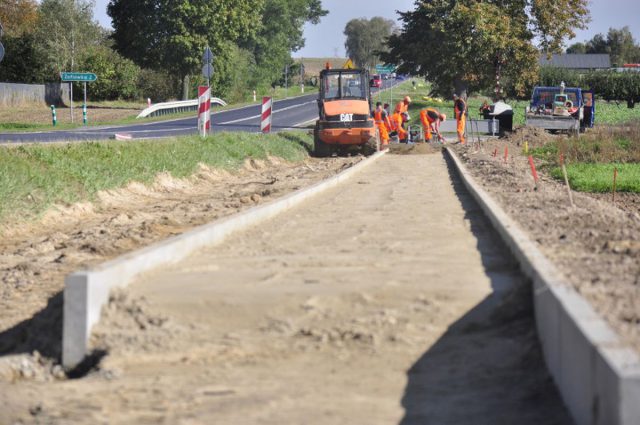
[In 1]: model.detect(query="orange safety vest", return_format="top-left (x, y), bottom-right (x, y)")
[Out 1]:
top-left (375, 109), bottom-right (392, 130)
top-left (420, 108), bottom-right (440, 126)
top-left (392, 112), bottom-right (407, 139)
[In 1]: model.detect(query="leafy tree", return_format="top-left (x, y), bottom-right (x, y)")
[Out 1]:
top-left (109, 0), bottom-right (263, 99)
top-left (566, 42), bottom-right (586, 54)
top-left (385, 0), bottom-right (589, 98)
top-left (585, 27), bottom-right (640, 66)
top-left (78, 45), bottom-right (140, 100)
top-left (0, 32), bottom-right (48, 83)
top-left (240, 0), bottom-right (328, 91)
top-left (35, 0), bottom-right (105, 79)
top-left (344, 17), bottom-right (395, 70)
top-left (0, 0), bottom-right (38, 36)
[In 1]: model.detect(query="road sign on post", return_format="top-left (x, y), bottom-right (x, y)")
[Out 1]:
top-left (375, 65), bottom-right (395, 74)
top-left (60, 72), bottom-right (98, 125)
top-left (202, 46), bottom-right (214, 88)
top-left (60, 72), bottom-right (97, 82)
top-left (202, 64), bottom-right (214, 80)
top-left (203, 47), bottom-right (214, 64)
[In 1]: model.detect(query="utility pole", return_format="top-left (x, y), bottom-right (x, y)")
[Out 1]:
top-left (300, 59), bottom-right (305, 93)
top-left (0, 21), bottom-right (5, 64)
top-left (284, 64), bottom-right (289, 98)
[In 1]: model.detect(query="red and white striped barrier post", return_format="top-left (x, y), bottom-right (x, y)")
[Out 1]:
top-left (198, 86), bottom-right (211, 138)
top-left (261, 96), bottom-right (272, 133)
top-left (528, 155), bottom-right (539, 186)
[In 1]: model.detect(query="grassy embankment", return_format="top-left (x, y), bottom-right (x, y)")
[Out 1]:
top-left (0, 132), bottom-right (312, 223)
top-left (532, 123), bottom-right (640, 192)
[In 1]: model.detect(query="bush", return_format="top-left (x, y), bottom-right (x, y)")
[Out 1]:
top-left (539, 66), bottom-right (640, 107)
top-left (77, 46), bottom-right (141, 101)
top-left (138, 69), bottom-right (181, 102)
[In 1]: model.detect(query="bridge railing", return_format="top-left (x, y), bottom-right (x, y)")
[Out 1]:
top-left (137, 97), bottom-right (228, 118)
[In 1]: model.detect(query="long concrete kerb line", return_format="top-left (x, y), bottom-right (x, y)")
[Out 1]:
top-left (62, 150), bottom-right (388, 369)
top-left (445, 147), bottom-right (640, 425)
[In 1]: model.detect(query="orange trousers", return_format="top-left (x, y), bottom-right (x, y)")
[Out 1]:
top-left (377, 123), bottom-right (389, 145)
top-left (457, 115), bottom-right (466, 144)
top-left (423, 125), bottom-right (432, 141)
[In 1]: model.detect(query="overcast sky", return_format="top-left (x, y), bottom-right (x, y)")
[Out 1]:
top-left (92, 0), bottom-right (640, 58)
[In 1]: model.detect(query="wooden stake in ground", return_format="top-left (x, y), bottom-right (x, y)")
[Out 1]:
top-left (503, 146), bottom-right (509, 164)
top-left (612, 167), bottom-right (618, 203)
top-left (528, 155), bottom-right (539, 188)
top-left (559, 153), bottom-right (575, 208)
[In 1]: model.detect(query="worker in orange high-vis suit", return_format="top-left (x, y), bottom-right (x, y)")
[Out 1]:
top-left (420, 108), bottom-right (446, 143)
top-left (373, 102), bottom-right (392, 147)
top-left (391, 109), bottom-right (408, 142)
top-left (453, 94), bottom-right (467, 144)
top-left (395, 96), bottom-right (412, 114)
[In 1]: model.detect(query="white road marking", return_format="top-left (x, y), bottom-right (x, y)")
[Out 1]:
top-left (218, 101), bottom-right (316, 125)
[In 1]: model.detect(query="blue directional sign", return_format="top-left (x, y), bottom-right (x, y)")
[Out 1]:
top-left (60, 72), bottom-right (98, 82)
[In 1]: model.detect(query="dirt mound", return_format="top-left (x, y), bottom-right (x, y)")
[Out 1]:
top-left (453, 143), bottom-right (640, 353)
top-left (388, 142), bottom-right (441, 155)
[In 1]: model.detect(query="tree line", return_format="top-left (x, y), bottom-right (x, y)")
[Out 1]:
top-left (567, 27), bottom-right (640, 67)
top-left (0, 0), bottom-right (327, 102)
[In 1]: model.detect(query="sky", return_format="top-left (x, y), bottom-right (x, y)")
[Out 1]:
top-left (92, 0), bottom-right (640, 58)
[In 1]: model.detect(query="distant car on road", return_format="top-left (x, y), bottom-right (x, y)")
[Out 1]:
top-left (381, 73), bottom-right (390, 80)
top-left (370, 74), bottom-right (382, 88)
top-left (395, 74), bottom-right (408, 81)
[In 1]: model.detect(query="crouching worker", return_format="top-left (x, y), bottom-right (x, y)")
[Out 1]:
top-left (391, 109), bottom-right (408, 143)
top-left (420, 108), bottom-right (446, 143)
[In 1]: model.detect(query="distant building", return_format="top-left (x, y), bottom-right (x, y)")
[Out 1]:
top-left (539, 54), bottom-right (611, 71)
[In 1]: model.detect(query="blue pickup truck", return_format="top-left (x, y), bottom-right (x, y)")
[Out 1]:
top-left (525, 85), bottom-right (595, 133)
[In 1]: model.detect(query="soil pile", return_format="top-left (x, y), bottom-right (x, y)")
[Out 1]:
top-left (388, 142), bottom-right (440, 155)
top-left (453, 142), bottom-right (640, 353)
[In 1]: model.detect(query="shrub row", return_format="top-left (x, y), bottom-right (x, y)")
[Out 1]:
top-left (540, 67), bottom-right (640, 107)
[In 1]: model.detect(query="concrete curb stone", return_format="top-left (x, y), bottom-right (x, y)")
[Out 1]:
top-left (446, 147), bottom-right (640, 425)
top-left (63, 150), bottom-right (387, 368)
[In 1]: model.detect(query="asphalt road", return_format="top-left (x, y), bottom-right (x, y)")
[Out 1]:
top-left (0, 79), bottom-right (402, 144)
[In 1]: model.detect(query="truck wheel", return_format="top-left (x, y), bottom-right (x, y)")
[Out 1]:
top-left (313, 130), bottom-right (333, 158)
top-left (363, 129), bottom-right (381, 156)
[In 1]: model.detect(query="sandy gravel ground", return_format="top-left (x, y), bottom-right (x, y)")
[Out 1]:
top-left (0, 155), bottom-right (359, 377)
top-left (453, 131), bottom-right (640, 353)
top-left (1, 151), bottom-right (571, 424)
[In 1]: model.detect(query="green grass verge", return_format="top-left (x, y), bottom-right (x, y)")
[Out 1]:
top-left (550, 163), bottom-right (640, 193)
top-left (0, 131), bottom-right (311, 222)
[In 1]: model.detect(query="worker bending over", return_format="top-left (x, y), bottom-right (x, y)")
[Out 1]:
top-left (453, 94), bottom-right (467, 144)
top-left (391, 108), bottom-right (408, 143)
top-left (373, 102), bottom-right (392, 147)
top-left (420, 108), bottom-right (446, 143)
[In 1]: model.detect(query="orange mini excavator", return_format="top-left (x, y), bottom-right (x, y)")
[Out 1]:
top-left (313, 67), bottom-right (380, 157)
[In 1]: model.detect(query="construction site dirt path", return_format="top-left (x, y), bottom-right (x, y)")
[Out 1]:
top-left (2, 153), bottom-right (573, 424)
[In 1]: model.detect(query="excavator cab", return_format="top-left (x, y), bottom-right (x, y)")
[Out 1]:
top-left (313, 69), bottom-right (379, 157)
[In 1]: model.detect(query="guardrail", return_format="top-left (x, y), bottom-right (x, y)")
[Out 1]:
top-left (136, 97), bottom-right (228, 119)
